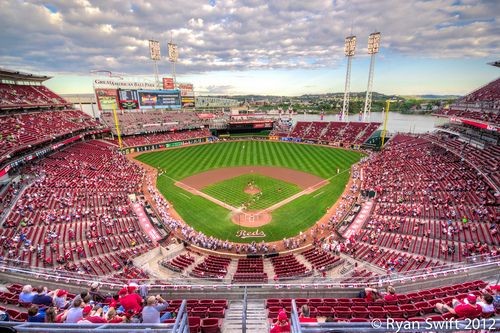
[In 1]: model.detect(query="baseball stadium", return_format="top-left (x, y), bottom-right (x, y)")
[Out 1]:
top-left (0, 4), bottom-right (499, 333)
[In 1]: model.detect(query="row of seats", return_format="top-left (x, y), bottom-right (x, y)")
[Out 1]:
top-left (106, 128), bottom-right (211, 147)
top-left (0, 141), bottom-right (154, 279)
top-left (0, 83), bottom-right (68, 108)
top-left (286, 121), bottom-right (381, 145)
top-left (0, 109), bottom-right (101, 162)
top-left (100, 111), bottom-right (208, 135)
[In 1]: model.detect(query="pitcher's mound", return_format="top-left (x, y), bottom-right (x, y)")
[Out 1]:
top-left (231, 210), bottom-right (272, 227)
top-left (244, 185), bottom-right (261, 195)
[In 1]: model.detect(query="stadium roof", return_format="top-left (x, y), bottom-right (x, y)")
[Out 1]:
top-left (0, 68), bottom-right (51, 82)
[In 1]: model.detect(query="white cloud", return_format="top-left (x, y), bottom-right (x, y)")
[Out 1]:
top-left (0, 0), bottom-right (498, 75)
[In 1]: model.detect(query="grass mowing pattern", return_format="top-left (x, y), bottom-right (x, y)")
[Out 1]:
top-left (136, 141), bottom-right (364, 242)
top-left (202, 174), bottom-right (301, 210)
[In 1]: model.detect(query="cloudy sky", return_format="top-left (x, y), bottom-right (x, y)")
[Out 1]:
top-left (1, 0), bottom-right (499, 96)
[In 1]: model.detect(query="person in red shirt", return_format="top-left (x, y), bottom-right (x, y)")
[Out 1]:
top-left (270, 310), bottom-right (291, 333)
top-left (364, 287), bottom-right (380, 303)
top-left (383, 286), bottom-right (398, 302)
top-left (77, 305), bottom-right (108, 323)
top-left (435, 294), bottom-right (482, 318)
top-left (118, 286), bottom-right (143, 314)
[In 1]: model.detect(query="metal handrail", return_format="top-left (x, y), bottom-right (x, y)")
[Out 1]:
top-left (172, 299), bottom-right (188, 332)
top-left (290, 299), bottom-right (302, 333)
top-left (242, 286), bottom-right (248, 333)
top-left (1, 253), bottom-right (498, 290)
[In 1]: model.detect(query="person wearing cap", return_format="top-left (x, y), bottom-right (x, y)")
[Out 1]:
top-left (78, 305), bottom-right (107, 323)
top-left (19, 285), bottom-right (37, 303)
top-left (54, 289), bottom-right (69, 309)
top-left (270, 309), bottom-right (290, 333)
top-left (89, 282), bottom-right (107, 303)
top-left (142, 295), bottom-right (171, 323)
top-left (435, 294), bottom-right (482, 318)
top-left (468, 293), bottom-right (494, 314)
top-left (118, 286), bottom-right (143, 313)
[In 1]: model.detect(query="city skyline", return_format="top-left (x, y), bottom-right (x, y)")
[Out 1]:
top-left (1, 0), bottom-right (499, 96)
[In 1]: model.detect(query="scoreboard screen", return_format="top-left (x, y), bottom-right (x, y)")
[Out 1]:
top-left (137, 90), bottom-right (181, 109)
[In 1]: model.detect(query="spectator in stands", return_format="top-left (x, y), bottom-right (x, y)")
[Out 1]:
top-left (53, 289), bottom-right (69, 309)
top-left (142, 295), bottom-right (171, 323)
top-left (383, 286), bottom-right (398, 302)
top-left (45, 307), bottom-right (57, 323)
top-left (299, 305), bottom-right (317, 323)
top-left (270, 309), bottom-right (290, 333)
top-left (62, 298), bottom-right (84, 323)
top-left (106, 307), bottom-right (126, 323)
top-left (435, 294), bottom-right (482, 318)
top-left (118, 286), bottom-right (143, 314)
top-left (363, 287), bottom-right (380, 302)
top-left (89, 282), bottom-right (107, 303)
top-left (27, 304), bottom-right (46, 322)
top-left (78, 305), bottom-right (107, 323)
top-left (31, 286), bottom-right (55, 307)
top-left (474, 293), bottom-right (494, 315)
top-left (19, 284), bottom-right (36, 303)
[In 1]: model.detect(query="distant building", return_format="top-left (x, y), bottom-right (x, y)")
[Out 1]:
top-left (195, 96), bottom-right (239, 108)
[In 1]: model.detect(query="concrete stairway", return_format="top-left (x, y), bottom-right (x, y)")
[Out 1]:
top-left (222, 299), bottom-right (269, 333)
top-left (294, 253), bottom-right (313, 271)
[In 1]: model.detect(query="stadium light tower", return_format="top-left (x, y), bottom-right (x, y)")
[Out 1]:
top-left (168, 33), bottom-right (179, 89)
top-left (149, 40), bottom-right (161, 89)
top-left (362, 32), bottom-right (381, 122)
top-left (341, 35), bottom-right (356, 122)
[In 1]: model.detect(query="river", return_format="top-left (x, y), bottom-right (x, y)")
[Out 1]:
top-left (79, 104), bottom-right (445, 135)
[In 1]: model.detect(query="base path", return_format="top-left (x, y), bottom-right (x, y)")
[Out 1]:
top-left (176, 166), bottom-right (329, 228)
top-left (180, 166), bottom-right (324, 190)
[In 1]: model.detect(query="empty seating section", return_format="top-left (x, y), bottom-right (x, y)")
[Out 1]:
top-left (0, 83), bottom-right (68, 108)
top-left (270, 254), bottom-right (310, 280)
top-left (0, 110), bottom-right (100, 161)
top-left (434, 78), bottom-right (500, 124)
top-left (426, 132), bottom-right (500, 188)
top-left (288, 121), bottom-right (380, 145)
top-left (302, 247), bottom-right (343, 270)
top-left (303, 122), bottom-right (329, 140)
top-left (100, 111), bottom-right (207, 135)
top-left (107, 128), bottom-right (211, 147)
top-left (232, 257), bottom-right (268, 283)
top-left (0, 141), bottom-right (154, 277)
top-left (162, 253), bottom-right (195, 272)
top-left (347, 134), bottom-right (499, 271)
top-left (267, 280), bottom-right (489, 321)
top-left (190, 255), bottom-right (231, 279)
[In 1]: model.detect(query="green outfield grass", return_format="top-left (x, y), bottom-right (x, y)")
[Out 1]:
top-left (136, 141), bottom-right (364, 242)
top-left (202, 174), bottom-right (301, 210)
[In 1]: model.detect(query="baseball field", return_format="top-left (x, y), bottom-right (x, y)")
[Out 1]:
top-left (136, 141), bottom-right (363, 243)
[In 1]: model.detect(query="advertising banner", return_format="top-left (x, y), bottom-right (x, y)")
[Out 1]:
top-left (181, 96), bottom-right (195, 108)
top-left (95, 89), bottom-right (119, 111)
top-left (163, 78), bottom-right (174, 89)
top-left (137, 90), bottom-right (181, 109)
top-left (178, 83), bottom-right (194, 96)
top-left (118, 90), bottom-right (139, 109)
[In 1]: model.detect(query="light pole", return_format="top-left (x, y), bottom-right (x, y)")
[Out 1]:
top-left (362, 32), bottom-right (381, 122)
top-left (341, 35), bottom-right (356, 122)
